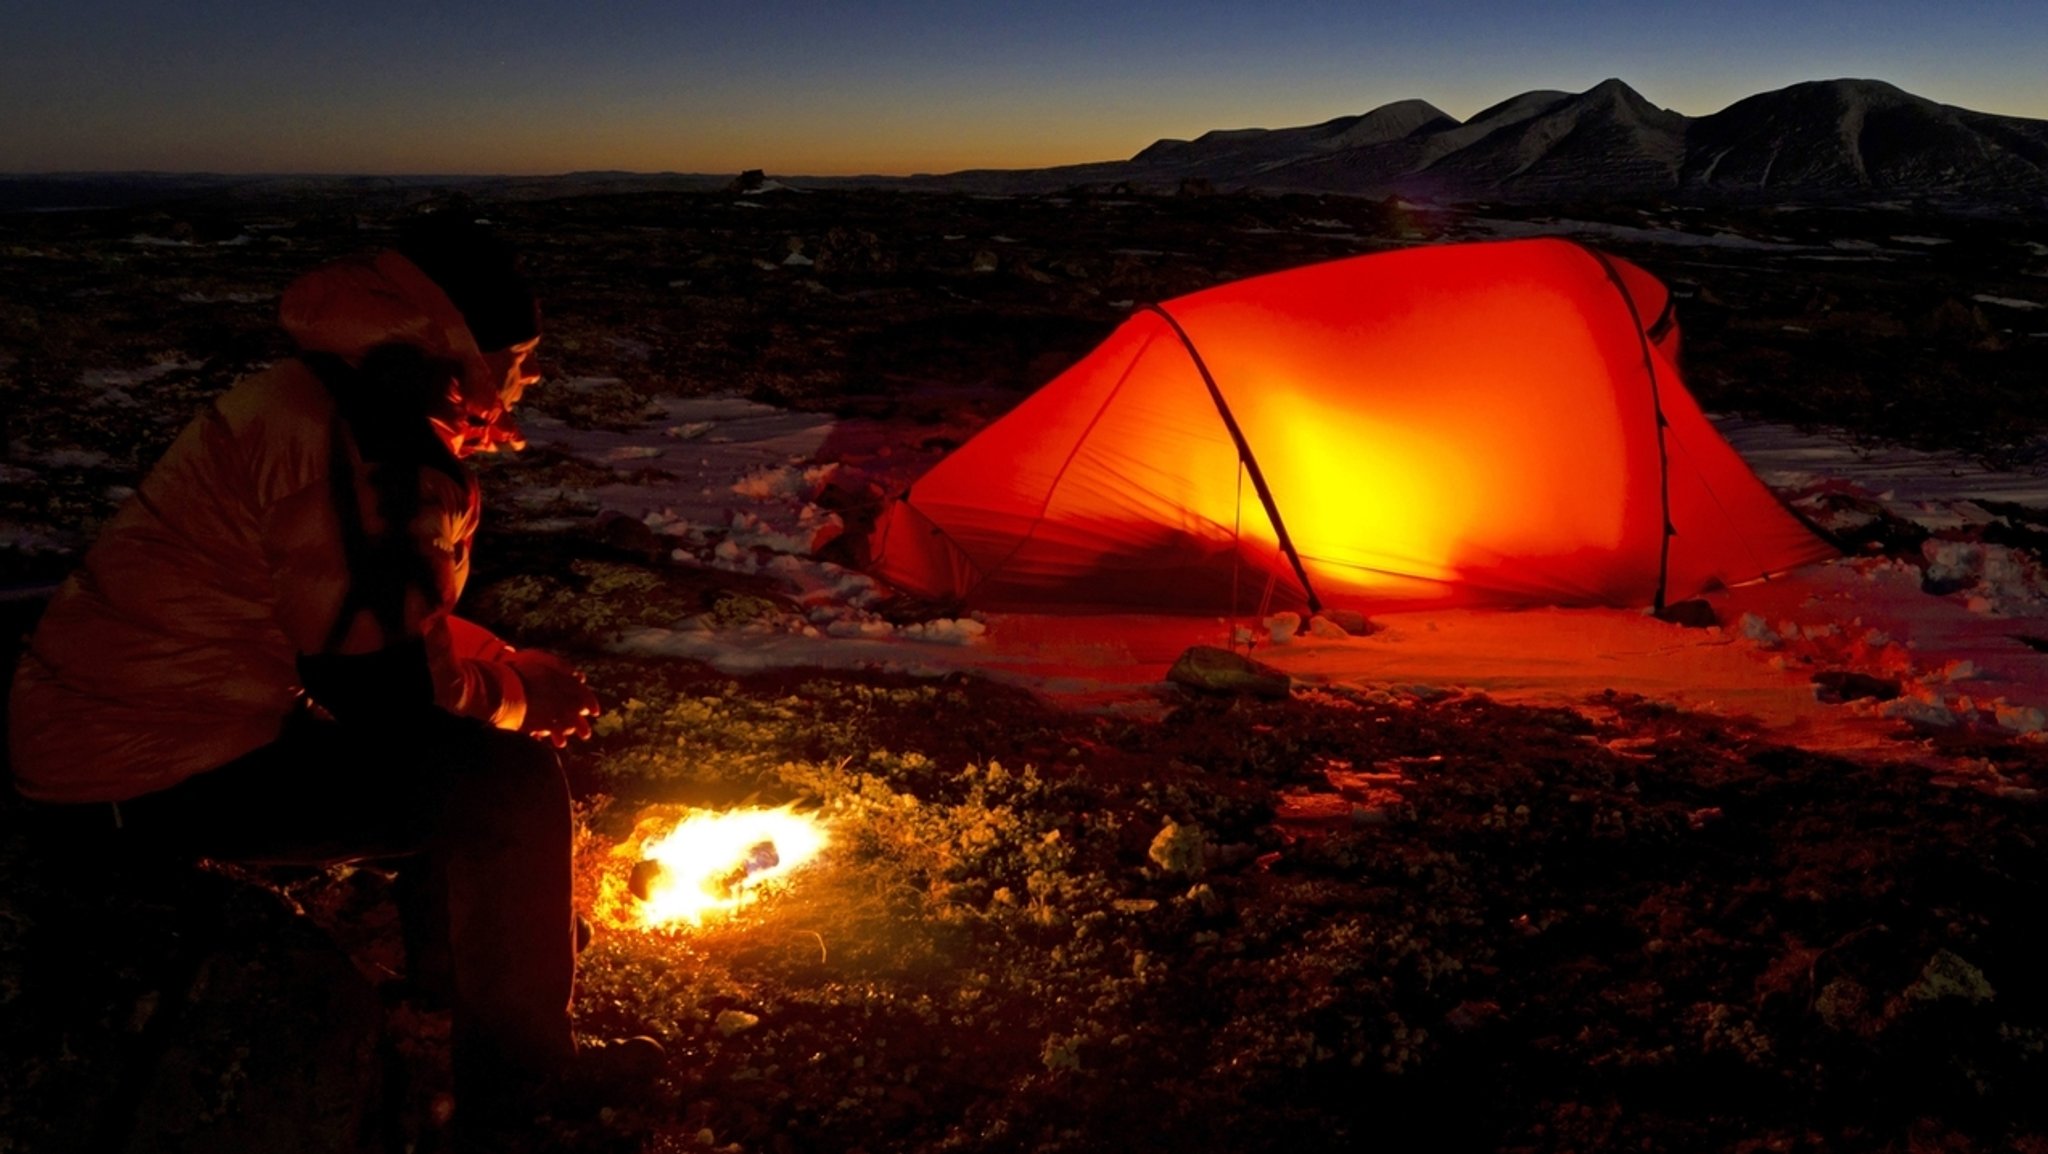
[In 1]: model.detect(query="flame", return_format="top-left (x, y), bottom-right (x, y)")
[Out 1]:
top-left (630, 805), bottom-right (830, 929)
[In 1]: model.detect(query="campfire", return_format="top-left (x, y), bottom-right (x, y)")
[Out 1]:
top-left (617, 804), bottom-right (831, 929)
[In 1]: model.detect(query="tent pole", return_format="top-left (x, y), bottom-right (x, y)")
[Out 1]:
top-left (1230, 462), bottom-right (1245, 650)
top-left (1574, 245), bottom-right (1675, 614)
top-left (1143, 304), bottom-right (1324, 616)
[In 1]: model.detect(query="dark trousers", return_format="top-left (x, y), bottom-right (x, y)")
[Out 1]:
top-left (48, 711), bottom-right (577, 1080)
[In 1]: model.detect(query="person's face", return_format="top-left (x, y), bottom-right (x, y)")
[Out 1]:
top-left (436, 337), bottom-right (540, 458)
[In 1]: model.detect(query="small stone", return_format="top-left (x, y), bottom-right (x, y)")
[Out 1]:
top-left (1443, 1000), bottom-right (1501, 1032)
top-left (1906, 949), bottom-right (1994, 1004)
top-left (1307, 615), bottom-right (1351, 640)
top-left (1322, 609), bottom-right (1377, 636)
top-left (716, 1009), bottom-right (762, 1036)
top-left (1654, 598), bottom-right (1719, 628)
top-left (1811, 671), bottom-right (1902, 704)
top-left (1147, 820), bottom-right (1208, 876)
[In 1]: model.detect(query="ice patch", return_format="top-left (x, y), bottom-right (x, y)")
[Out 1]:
top-left (1714, 417), bottom-right (2048, 515)
top-left (1879, 694), bottom-right (1956, 728)
top-left (1739, 613), bottom-right (1781, 648)
top-left (178, 291), bottom-right (273, 304)
top-left (601, 445), bottom-right (666, 464)
top-left (901, 618), bottom-right (987, 644)
top-left (1972, 295), bottom-right (2043, 311)
top-left (549, 375), bottom-right (627, 392)
top-left (1922, 540), bottom-right (2048, 617)
top-left (1473, 218), bottom-right (1817, 251)
top-left (35, 448), bottom-right (114, 470)
top-left (0, 522), bottom-right (74, 554)
top-left (721, 507), bottom-right (843, 557)
top-left (1995, 703), bottom-right (2046, 734)
top-left (81, 362), bottom-right (193, 390)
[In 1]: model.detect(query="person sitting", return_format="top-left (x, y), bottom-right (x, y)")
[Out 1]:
top-left (6, 214), bottom-right (656, 1134)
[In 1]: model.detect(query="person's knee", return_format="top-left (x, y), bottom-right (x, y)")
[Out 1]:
top-left (469, 729), bottom-right (570, 827)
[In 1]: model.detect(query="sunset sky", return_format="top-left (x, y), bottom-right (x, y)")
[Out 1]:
top-left (4, 0), bottom-right (2044, 176)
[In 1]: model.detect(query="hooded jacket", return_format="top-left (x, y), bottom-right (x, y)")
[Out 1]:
top-left (9, 251), bottom-right (528, 803)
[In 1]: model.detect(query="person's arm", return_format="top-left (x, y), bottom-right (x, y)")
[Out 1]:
top-left (428, 615), bottom-right (527, 730)
top-left (264, 441), bottom-right (593, 741)
top-left (497, 647), bottom-right (599, 748)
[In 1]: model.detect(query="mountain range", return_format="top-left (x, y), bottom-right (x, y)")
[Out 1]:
top-left (7, 79), bottom-right (2044, 212)
top-left (899, 78), bottom-right (2048, 205)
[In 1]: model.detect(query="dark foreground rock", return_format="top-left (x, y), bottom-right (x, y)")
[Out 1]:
top-left (0, 823), bottom-right (386, 1154)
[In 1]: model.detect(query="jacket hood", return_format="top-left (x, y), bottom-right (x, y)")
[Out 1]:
top-left (278, 250), bottom-right (503, 422)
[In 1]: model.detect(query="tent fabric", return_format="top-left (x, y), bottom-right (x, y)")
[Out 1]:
top-left (870, 238), bottom-right (1835, 615)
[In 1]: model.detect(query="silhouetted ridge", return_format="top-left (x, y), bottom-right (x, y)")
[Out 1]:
top-left (965, 77), bottom-right (2048, 204)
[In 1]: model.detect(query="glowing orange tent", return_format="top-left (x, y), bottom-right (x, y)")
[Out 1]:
top-left (870, 238), bottom-right (1835, 615)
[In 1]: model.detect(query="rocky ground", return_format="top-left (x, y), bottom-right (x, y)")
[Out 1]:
top-left (1, 186), bottom-right (2046, 1152)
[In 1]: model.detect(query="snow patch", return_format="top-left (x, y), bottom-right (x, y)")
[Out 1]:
top-left (178, 291), bottom-right (273, 304)
top-left (0, 522), bottom-right (74, 554)
top-left (1473, 218), bottom-right (1816, 251)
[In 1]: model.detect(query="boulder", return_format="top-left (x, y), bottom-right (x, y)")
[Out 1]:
top-left (1166, 645), bottom-right (1291, 698)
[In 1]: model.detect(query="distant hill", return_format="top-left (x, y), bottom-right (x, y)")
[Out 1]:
top-left (881, 78), bottom-right (2048, 205)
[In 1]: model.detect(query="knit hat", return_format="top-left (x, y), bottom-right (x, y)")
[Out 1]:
top-left (392, 214), bottom-right (540, 352)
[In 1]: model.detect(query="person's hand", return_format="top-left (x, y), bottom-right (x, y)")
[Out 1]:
top-left (505, 648), bottom-right (600, 748)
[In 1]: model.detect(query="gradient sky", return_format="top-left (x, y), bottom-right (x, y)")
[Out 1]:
top-left (3, 0), bottom-right (2044, 176)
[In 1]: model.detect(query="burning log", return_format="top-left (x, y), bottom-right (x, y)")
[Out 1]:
top-left (628, 858), bottom-right (668, 903)
top-left (712, 840), bottom-right (780, 898)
